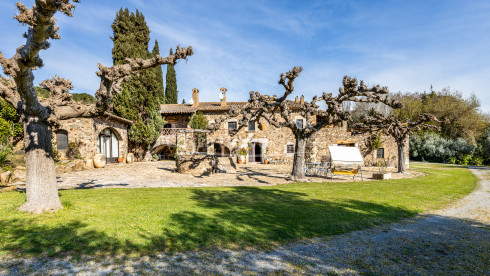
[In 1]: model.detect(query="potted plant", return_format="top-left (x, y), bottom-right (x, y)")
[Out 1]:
top-left (152, 154), bottom-right (159, 162)
top-left (373, 159), bottom-right (391, 180)
top-left (118, 153), bottom-right (125, 163)
top-left (263, 149), bottom-right (269, 164)
top-left (237, 146), bottom-right (249, 164)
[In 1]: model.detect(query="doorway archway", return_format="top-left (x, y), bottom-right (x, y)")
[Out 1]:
top-left (249, 142), bottom-right (262, 163)
top-left (97, 128), bottom-right (119, 163)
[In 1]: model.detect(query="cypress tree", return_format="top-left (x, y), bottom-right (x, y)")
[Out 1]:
top-left (111, 8), bottom-right (165, 159)
top-left (152, 40), bottom-right (165, 104)
top-left (165, 48), bottom-right (178, 104)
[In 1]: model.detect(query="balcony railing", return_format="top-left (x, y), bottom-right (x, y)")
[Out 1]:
top-left (160, 128), bottom-right (209, 136)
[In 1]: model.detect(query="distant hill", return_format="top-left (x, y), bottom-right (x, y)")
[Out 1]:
top-left (35, 87), bottom-right (96, 104)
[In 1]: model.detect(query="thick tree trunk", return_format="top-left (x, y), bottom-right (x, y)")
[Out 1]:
top-left (397, 142), bottom-right (407, 173)
top-left (18, 116), bottom-right (62, 214)
top-left (290, 136), bottom-right (308, 181)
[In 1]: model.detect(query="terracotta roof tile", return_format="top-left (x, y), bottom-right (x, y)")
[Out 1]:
top-left (160, 101), bottom-right (305, 114)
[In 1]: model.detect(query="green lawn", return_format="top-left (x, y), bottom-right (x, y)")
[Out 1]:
top-left (0, 163), bottom-right (477, 257)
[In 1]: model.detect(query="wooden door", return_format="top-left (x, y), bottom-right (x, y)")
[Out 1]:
top-left (249, 143), bottom-right (256, 163)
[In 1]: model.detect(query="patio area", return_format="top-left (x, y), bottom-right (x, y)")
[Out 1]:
top-left (43, 161), bottom-right (424, 190)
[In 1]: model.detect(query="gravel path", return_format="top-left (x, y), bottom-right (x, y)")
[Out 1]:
top-left (51, 161), bottom-right (423, 190)
top-left (1, 167), bottom-right (488, 275)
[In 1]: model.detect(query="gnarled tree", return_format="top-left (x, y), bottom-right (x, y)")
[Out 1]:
top-left (211, 67), bottom-right (401, 181)
top-left (355, 113), bottom-right (443, 173)
top-left (0, 0), bottom-right (193, 213)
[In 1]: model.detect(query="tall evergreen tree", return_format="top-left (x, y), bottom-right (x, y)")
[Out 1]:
top-left (152, 40), bottom-right (165, 104)
top-left (165, 48), bottom-right (178, 104)
top-left (111, 8), bottom-right (165, 159)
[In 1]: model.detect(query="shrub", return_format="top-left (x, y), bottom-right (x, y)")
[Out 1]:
top-left (471, 156), bottom-right (484, 166)
top-left (447, 157), bottom-right (457, 164)
top-left (66, 142), bottom-right (82, 159)
top-left (0, 142), bottom-right (12, 167)
top-left (456, 154), bottom-right (472, 165)
top-left (52, 141), bottom-right (61, 162)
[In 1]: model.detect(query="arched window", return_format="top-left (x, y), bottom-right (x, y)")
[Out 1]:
top-left (97, 128), bottom-right (119, 163)
top-left (56, 130), bottom-right (68, 150)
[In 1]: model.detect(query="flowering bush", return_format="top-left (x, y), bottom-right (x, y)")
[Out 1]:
top-left (238, 147), bottom-right (249, 156)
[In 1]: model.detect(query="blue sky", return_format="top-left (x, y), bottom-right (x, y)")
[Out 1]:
top-left (1, 0), bottom-right (489, 112)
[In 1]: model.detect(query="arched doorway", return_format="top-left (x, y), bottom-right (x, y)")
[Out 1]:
top-left (151, 144), bottom-right (176, 160)
top-left (97, 128), bottom-right (119, 163)
top-left (214, 143), bottom-right (231, 157)
top-left (249, 142), bottom-right (262, 163)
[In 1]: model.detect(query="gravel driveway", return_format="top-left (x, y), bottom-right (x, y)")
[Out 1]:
top-left (1, 167), bottom-right (488, 275)
top-left (52, 161), bottom-right (423, 190)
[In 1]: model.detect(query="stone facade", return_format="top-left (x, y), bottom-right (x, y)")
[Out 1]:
top-left (53, 114), bottom-right (131, 162)
top-left (157, 95), bottom-right (409, 169)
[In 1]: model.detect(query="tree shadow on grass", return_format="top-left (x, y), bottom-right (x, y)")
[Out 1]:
top-left (143, 187), bottom-right (418, 252)
top-left (0, 219), bottom-right (126, 258)
top-left (1, 186), bottom-right (418, 257)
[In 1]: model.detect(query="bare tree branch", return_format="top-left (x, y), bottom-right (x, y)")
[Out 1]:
top-left (94, 45), bottom-right (193, 112)
top-left (0, 76), bottom-right (21, 108)
top-left (354, 113), bottom-right (445, 173)
top-left (208, 67), bottom-right (400, 180)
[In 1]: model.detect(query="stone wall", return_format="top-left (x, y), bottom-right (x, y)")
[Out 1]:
top-left (158, 111), bottom-right (409, 169)
top-left (54, 117), bottom-right (129, 161)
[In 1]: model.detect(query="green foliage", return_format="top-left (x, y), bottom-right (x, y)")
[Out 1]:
top-left (0, 163), bottom-right (476, 257)
top-left (190, 112), bottom-right (208, 149)
top-left (52, 141), bottom-right (61, 162)
top-left (410, 133), bottom-right (473, 162)
top-left (152, 40), bottom-right (165, 104)
top-left (189, 112), bottom-right (208, 130)
top-left (393, 88), bottom-right (489, 143)
top-left (66, 142), bottom-right (82, 159)
top-left (456, 154), bottom-right (473, 165)
top-left (152, 154), bottom-right (158, 160)
top-left (128, 109), bottom-right (165, 147)
top-left (71, 93), bottom-right (96, 104)
top-left (0, 98), bottom-right (22, 144)
top-left (410, 133), bottom-right (488, 165)
top-left (0, 142), bottom-right (12, 167)
top-left (34, 86), bottom-right (50, 100)
top-left (471, 156), bottom-right (484, 166)
top-left (36, 86), bottom-right (96, 105)
top-left (165, 48), bottom-right (178, 104)
top-left (111, 8), bottom-right (166, 154)
top-left (367, 132), bottom-right (382, 150)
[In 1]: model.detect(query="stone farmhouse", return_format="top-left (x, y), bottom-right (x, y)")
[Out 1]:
top-left (154, 88), bottom-right (408, 168)
top-left (53, 87), bottom-right (408, 168)
top-left (55, 112), bottom-right (131, 163)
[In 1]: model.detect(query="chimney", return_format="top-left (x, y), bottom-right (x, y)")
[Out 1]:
top-left (220, 87), bottom-right (227, 106)
top-left (300, 95), bottom-right (304, 104)
top-left (295, 96), bottom-right (299, 103)
top-left (192, 88), bottom-right (199, 107)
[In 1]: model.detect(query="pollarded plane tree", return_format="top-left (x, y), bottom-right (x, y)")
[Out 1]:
top-left (0, 0), bottom-right (193, 213)
top-left (355, 113), bottom-right (443, 173)
top-left (211, 67), bottom-right (401, 181)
